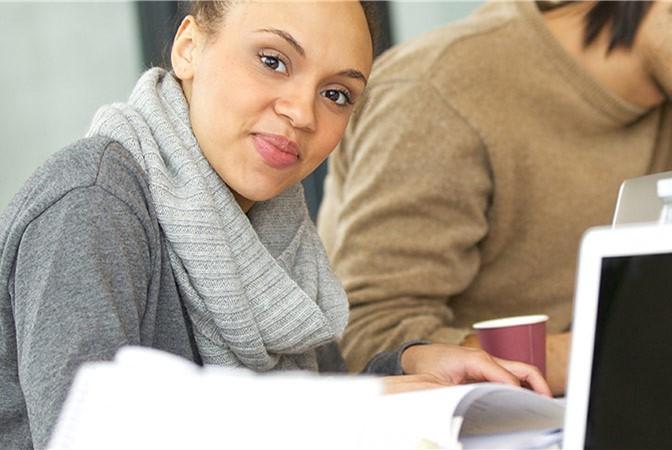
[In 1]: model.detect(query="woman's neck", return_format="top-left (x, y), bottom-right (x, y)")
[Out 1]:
top-left (233, 191), bottom-right (255, 213)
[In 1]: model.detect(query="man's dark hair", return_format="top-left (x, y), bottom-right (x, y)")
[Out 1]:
top-left (537, 1), bottom-right (654, 53)
top-left (584, 1), bottom-right (654, 52)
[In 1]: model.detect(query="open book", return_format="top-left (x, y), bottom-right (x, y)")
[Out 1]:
top-left (48, 347), bottom-right (564, 450)
top-left (380, 382), bottom-right (564, 449)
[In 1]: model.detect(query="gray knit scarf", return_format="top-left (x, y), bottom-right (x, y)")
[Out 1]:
top-left (87, 68), bottom-right (348, 371)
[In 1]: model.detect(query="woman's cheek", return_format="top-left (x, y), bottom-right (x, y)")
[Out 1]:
top-left (327, 119), bottom-right (350, 150)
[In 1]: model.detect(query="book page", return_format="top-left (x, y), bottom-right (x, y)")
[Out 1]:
top-left (376, 384), bottom-right (480, 448)
top-left (48, 347), bottom-right (400, 450)
top-left (455, 384), bottom-right (564, 436)
top-left (376, 383), bottom-right (564, 448)
top-left (48, 348), bottom-right (564, 450)
top-left (460, 427), bottom-right (562, 450)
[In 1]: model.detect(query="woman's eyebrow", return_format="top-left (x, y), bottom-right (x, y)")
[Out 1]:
top-left (255, 28), bottom-right (305, 56)
top-left (338, 69), bottom-right (367, 86)
top-left (255, 28), bottom-right (367, 85)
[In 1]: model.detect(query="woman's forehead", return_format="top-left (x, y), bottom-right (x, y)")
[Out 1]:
top-left (219, 1), bottom-right (373, 69)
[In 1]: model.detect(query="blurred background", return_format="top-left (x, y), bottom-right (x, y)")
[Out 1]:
top-left (0, 1), bottom-right (480, 215)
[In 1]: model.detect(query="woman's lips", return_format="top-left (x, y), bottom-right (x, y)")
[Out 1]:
top-left (252, 133), bottom-right (300, 169)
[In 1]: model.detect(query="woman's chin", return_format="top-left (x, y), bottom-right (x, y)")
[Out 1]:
top-left (233, 181), bottom-right (292, 207)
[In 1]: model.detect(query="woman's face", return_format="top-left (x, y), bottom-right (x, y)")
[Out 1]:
top-left (172, 1), bottom-right (373, 211)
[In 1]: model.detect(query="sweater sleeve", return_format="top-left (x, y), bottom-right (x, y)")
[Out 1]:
top-left (360, 340), bottom-right (430, 376)
top-left (316, 340), bottom-right (429, 375)
top-left (12, 185), bottom-right (152, 449)
top-left (318, 80), bottom-right (492, 372)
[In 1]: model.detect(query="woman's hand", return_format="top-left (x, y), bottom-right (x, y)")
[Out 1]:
top-left (381, 373), bottom-right (452, 394)
top-left (398, 343), bottom-right (552, 397)
top-left (463, 331), bottom-right (569, 396)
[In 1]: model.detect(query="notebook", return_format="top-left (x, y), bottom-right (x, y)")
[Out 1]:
top-left (611, 170), bottom-right (672, 226)
top-left (563, 223), bottom-right (672, 449)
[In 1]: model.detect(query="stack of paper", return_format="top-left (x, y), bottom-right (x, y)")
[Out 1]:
top-left (48, 347), bottom-right (564, 450)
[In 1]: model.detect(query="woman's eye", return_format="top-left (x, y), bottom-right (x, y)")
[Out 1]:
top-left (259, 54), bottom-right (288, 74)
top-left (322, 89), bottom-right (351, 106)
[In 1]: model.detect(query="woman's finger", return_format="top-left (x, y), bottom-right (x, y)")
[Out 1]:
top-left (463, 352), bottom-right (522, 387)
top-left (493, 358), bottom-right (552, 397)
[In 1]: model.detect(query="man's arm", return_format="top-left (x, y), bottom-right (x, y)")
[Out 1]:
top-left (318, 79), bottom-right (491, 372)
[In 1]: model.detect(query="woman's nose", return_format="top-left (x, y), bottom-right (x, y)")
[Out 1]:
top-left (273, 90), bottom-right (317, 132)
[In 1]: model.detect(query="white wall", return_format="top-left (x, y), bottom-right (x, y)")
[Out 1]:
top-left (389, 1), bottom-right (481, 44)
top-left (0, 1), bottom-right (481, 211)
top-left (0, 2), bottom-right (142, 210)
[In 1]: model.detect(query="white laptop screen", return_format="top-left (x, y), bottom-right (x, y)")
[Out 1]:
top-left (584, 252), bottom-right (672, 449)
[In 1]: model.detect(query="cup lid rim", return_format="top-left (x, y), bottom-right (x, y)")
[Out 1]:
top-left (472, 314), bottom-right (549, 330)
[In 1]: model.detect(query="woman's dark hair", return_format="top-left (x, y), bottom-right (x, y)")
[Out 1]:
top-left (537, 1), bottom-right (654, 54)
top-left (359, 2), bottom-right (382, 56)
top-left (584, 1), bottom-right (654, 52)
top-left (183, 0), bottom-right (380, 56)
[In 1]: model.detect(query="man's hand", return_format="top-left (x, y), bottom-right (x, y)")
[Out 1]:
top-left (462, 331), bottom-right (571, 396)
top-left (546, 332), bottom-right (570, 396)
top-left (398, 343), bottom-right (551, 397)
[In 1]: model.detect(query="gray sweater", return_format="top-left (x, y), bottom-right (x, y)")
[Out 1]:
top-left (0, 137), bottom-right (409, 449)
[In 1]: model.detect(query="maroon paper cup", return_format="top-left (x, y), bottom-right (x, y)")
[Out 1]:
top-left (473, 314), bottom-right (548, 376)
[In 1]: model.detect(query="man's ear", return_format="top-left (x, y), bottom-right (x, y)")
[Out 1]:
top-left (171, 15), bottom-right (201, 81)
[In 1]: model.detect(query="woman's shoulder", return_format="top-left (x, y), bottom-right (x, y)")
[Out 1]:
top-left (1, 136), bottom-right (158, 253)
top-left (26, 136), bottom-right (150, 208)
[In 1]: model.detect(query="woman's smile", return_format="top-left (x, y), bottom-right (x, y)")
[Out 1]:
top-left (173, 1), bottom-right (372, 210)
top-left (251, 133), bottom-right (300, 170)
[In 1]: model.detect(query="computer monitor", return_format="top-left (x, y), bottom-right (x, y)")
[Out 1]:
top-left (612, 171), bottom-right (672, 226)
top-left (563, 224), bottom-right (672, 449)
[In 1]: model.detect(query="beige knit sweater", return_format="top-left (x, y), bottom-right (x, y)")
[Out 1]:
top-left (318, 1), bottom-right (672, 371)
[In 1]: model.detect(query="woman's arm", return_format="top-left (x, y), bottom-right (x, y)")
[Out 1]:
top-left (12, 185), bottom-right (152, 448)
top-left (360, 341), bottom-right (551, 396)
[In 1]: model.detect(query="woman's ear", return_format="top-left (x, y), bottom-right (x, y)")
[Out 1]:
top-left (171, 15), bottom-right (201, 81)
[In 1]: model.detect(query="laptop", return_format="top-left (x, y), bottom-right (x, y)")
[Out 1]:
top-left (562, 223), bottom-right (672, 449)
top-left (612, 170), bottom-right (672, 226)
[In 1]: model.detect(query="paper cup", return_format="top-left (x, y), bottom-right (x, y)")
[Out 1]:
top-left (472, 314), bottom-right (548, 376)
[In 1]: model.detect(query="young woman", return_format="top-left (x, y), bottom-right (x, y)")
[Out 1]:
top-left (0, 1), bottom-right (550, 447)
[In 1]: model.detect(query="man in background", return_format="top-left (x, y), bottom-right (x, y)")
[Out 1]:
top-left (318, 0), bottom-right (672, 395)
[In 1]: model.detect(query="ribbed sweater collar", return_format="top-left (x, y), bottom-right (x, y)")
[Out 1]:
top-left (86, 68), bottom-right (348, 371)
